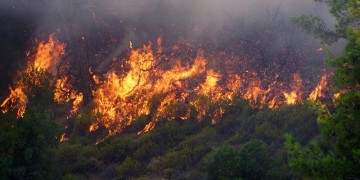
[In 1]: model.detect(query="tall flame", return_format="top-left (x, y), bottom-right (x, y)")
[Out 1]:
top-left (309, 75), bottom-right (328, 101)
top-left (89, 38), bottom-right (332, 136)
top-left (1, 87), bottom-right (28, 118)
top-left (54, 76), bottom-right (84, 117)
top-left (283, 73), bottom-right (303, 105)
top-left (2, 35), bottom-right (332, 139)
top-left (1, 34), bottom-right (67, 118)
top-left (32, 34), bottom-right (65, 73)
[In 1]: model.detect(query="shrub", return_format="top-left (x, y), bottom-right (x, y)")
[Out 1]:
top-left (116, 156), bottom-right (142, 179)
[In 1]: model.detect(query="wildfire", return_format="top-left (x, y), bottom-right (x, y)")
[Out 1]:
top-left (309, 75), bottom-right (328, 101)
top-left (1, 87), bottom-right (28, 118)
top-left (89, 38), bottom-right (332, 136)
top-left (54, 76), bottom-right (84, 117)
top-left (1, 34), bottom-right (77, 119)
top-left (60, 133), bottom-right (68, 142)
top-left (283, 73), bottom-right (303, 105)
top-left (32, 34), bottom-right (65, 73)
top-left (1, 34), bottom-right (333, 139)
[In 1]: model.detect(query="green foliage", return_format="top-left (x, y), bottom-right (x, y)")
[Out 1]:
top-left (20, 68), bottom-right (56, 108)
top-left (207, 140), bottom-right (270, 180)
top-left (293, 0), bottom-right (359, 44)
top-left (116, 156), bottom-right (142, 179)
top-left (99, 137), bottom-right (133, 163)
top-left (244, 104), bottom-right (318, 144)
top-left (0, 109), bottom-right (59, 179)
top-left (285, 134), bottom-right (346, 178)
top-left (56, 144), bottom-right (102, 174)
top-left (328, 29), bottom-right (360, 88)
top-left (207, 146), bottom-right (241, 180)
top-left (287, 2), bottom-right (360, 178)
top-left (162, 146), bottom-right (193, 169)
top-left (62, 173), bottom-right (80, 180)
top-left (238, 140), bottom-right (270, 179)
top-left (291, 15), bottom-right (340, 44)
top-left (331, 92), bottom-right (360, 159)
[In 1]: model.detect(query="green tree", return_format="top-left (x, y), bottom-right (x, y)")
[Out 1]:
top-left (207, 140), bottom-right (270, 180)
top-left (286, 0), bottom-right (360, 179)
top-left (116, 156), bottom-right (142, 179)
top-left (207, 146), bottom-right (241, 180)
top-left (0, 109), bottom-right (59, 179)
top-left (0, 67), bottom-right (60, 179)
top-left (238, 140), bottom-right (269, 179)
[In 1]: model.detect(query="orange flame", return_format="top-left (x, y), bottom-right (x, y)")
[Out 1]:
top-left (283, 73), bottom-right (302, 105)
top-left (309, 75), bottom-right (328, 101)
top-left (32, 34), bottom-right (65, 73)
top-left (1, 87), bottom-right (28, 118)
top-left (54, 76), bottom-right (84, 117)
top-left (1, 34), bottom-right (66, 118)
top-left (85, 38), bottom-right (331, 137)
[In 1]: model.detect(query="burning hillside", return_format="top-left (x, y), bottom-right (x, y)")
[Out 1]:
top-left (1, 32), bottom-right (331, 140)
top-left (0, 0), bottom-right (339, 142)
top-left (4, 1), bottom-right (359, 179)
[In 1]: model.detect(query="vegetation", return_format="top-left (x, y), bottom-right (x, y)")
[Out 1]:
top-left (0, 0), bottom-right (359, 179)
top-left (286, 0), bottom-right (360, 179)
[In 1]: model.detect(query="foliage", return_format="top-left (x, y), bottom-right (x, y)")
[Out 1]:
top-left (99, 137), bottom-right (133, 163)
top-left (237, 140), bottom-right (270, 179)
top-left (116, 156), bottom-right (142, 179)
top-left (328, 29), bottom-right (360, 88)
top-left (294, 0), bottom-right (360, 44)
top-left (207, 146), bottom-right (241, 180)
top-left (56, 144), bottom-right (102, 174)
top-left (207, 140), bottom-right (270, 180)
top-left (0, 109), bottom-right (59, 179)
top-left (285, 134), bottom-right (346, 178)
top-left (287, 1), bottom-right (360, 179)
top-left (291, 15), bottom-right (340, 44)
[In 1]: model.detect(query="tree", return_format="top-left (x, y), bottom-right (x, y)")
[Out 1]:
top-left (286, 0), bottom-right (360, 179)
top-left (207, 140), bottom-right (270, 180)
top-left (0, 109), bottom-right (59, 179)
top-left (0, 65), bottom-right (60, 179)
top-left (207, 146), bottom-right (241, 180)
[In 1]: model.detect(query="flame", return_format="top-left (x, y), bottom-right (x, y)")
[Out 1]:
top-left (54, 76), bottom-right (84, 117)
top-left (60, 133), bottom-right (68, 142)
top-left (92, 42), bottom-right (207, 135)
top-left (1, 87), bottom-right (28, 118)
top-left (2, 35), bottom-right (333, 139)
top-left (283, 73), bottom-right (302, 105)
top-left (32, 34), bottom-right (65, 73)
top-left (1, 34), bottom-right (66, 118)
top-left (244, 80), bottom-right (262, 104)
top-left (89, 38), bottom-right (334, 137)
top-left (309, 75), bottom-right (328, 101)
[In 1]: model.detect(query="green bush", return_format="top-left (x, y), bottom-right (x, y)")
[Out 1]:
top-left (0, 109), bottom-right (59, 179)
top-left (207, 140), bottom-right (270, 180)
top-left (238, 140), bottom-right (270, 179)
top-left (56, 144), bottom-right (102, 174)
top-left (99, 137), bottom-right (133, 163)
top-left (207, 146), bottom-right (241, 179)
top-left (116, 156), bottom-right (142, 179)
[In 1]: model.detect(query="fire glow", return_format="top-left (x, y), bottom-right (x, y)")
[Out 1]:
top-left (90, 38), bottom-right (330, 136)
top-left (1, 34), bottom-right (83, 119)
top-left (1, 34), bottom-right (330, 139)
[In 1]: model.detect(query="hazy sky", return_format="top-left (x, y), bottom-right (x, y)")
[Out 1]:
top-left (0, 0), bottom-right (336, 32)
top-left (100, 0), bottom-right (336, 30)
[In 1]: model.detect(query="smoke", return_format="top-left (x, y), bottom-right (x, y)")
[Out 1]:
top-left (0, 0), bottom-right (335, 45)
top-left (0, 0), bottom-right (335, 36)
top-left (0, 0), bottom-right (336, 96)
